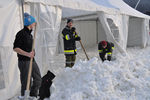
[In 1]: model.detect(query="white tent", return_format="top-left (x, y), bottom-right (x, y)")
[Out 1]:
top-left (0, 0), bottom-right (150, 99)
top-left (0, 0), bottom-right (23, 100)
top-left (61, 0), bottom-right (150, 52)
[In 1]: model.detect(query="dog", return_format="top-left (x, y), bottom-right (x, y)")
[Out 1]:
top-left (39, 70), bottom-right (55, 100)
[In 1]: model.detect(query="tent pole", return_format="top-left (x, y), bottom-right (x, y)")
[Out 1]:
top-left (135, 0), bottom-right (141, 9)
top-left (21, 0), bottom-right (24, 26)
top-left (96, 18), bottom-right (99, 44)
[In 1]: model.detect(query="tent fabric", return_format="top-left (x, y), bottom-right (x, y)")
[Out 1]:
top-left (0, 0), bottom-right (22, 46)
top-left (62, 0), bottom-right (119, 18)
top-left (25, 0), bottom-right (150, 19)
top-left (98, 12), bottom-right (128, 55)
top-left (24, 0), bottom-right (63, 6)
top-left (127, 18), bottom-right (149, 48)
top-left (0, 0), bottom-right (13, 8)
top-left (61, 0), bottom-right (150, 52)
top-left (63, 0), bottom-right (117, 13)
top-left (25, 0), bottom-right (119, 18)
top-left (109, 0), bottom-right (150, 19)
top-left (29, 3), bottom-right (62, 75)
top-left (62, 0), bottom-right (150, 19)
top-left (0, 0), bottom-right (22, 100)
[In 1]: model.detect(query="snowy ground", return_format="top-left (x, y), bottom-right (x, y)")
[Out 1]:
top-left (50, 46), bottom-right (150, 100)
top-left (10, 46), bottom-right (150, 100)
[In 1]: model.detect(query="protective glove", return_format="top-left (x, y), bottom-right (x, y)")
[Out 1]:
top-left (107, 56), bottom-right (111, 61)
top-left (71, 27), bottom-right (76, 32)
top-left (75, 36), bottom-right (81, 41)
top-left (74, 49), bottom-right (77, 55)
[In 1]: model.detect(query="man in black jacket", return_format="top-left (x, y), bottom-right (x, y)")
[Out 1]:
top-left (13, 13), bottom-right (41, 98)
top-left (62, 19), bottom-right (81, 68)
top-left (98, 40), bottom-right (114, 62)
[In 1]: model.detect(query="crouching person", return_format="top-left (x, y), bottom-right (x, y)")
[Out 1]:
top-left (13, 13), bottom-right (41, 98)
top-left (98, 40), bottom-right (114, 62)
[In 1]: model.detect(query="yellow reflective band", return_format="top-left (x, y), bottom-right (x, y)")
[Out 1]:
top-left (64, 49), bottom-right (77, 53)
top-left (106, 49), bottom-right (108, 51)
top-left (65, 35), bottom-right (69, 40)
top-left (73, 32), bottom-right (76, 34)
top-left (64, 50), bottom-right (74, 53)
top-left (98, 50), bottom-right (103, 52)
top-left (107, 52), bottom-right (112, 55)
top-left (98, 50), bottom-right (103, 53)
top-left (75, 35), bottom-right (78, 38)
top-left (112, 47), bottom-right (114, 49)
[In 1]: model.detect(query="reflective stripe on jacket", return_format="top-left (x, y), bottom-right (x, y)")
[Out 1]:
top-left (62, 26), bottom-right (79, 55)
top-left (98, 41), bottom-right (114, 54)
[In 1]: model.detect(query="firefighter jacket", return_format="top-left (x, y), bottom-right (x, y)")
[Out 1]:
top-left (62, 26), bottom-right (80, 55)
top-left (98, 41), bottom-right (114, 56)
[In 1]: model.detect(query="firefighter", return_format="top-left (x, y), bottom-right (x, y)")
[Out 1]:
top-left (62, 19), bottom-right (81, 68)
top-left (98, 40), bottom-right (114, 62)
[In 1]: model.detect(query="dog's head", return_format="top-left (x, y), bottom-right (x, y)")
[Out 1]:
top-left (46, 70), bottom-right (55, 80)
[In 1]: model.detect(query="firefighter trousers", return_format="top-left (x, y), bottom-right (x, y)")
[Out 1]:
top-left (65, 54), bottom-right (76, 68)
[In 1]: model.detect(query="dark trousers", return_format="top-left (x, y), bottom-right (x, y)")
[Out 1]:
top-left (65, 54), bottom-right (76, 68)
top-left (99, 53), bottom-right (106, 62)
top-left (99, 53), bottom-right (112, 62)
top-left (18, 60), bottom-right (42, 97)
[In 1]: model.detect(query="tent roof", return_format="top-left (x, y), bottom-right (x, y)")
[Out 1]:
top-left (25, 0), bottom-right (150, 19)
top-left (109, 0), bottom-right (150, 19)
top-left (24, 0), bottom-right (119, 15)
top-left (24, 0), bottom-right (63, 6)
top-left (62, 0), bottom-right (118, 18)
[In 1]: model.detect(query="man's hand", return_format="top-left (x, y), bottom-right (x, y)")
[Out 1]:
top-left (27, 51), bottom-right (35, 58)
top-left (75, 36), bottom-right (81, 41)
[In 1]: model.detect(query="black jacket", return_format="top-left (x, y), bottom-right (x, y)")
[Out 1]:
top-left (98, 41), bottom-right (114, 54)
top-left (13, 26), bottom-right (33, 61)
top-left (62, 26), bottom-right (80, 55)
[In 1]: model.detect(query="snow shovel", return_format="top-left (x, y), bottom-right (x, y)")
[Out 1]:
top-left (24, 24), bottom-right (37, 100)
top-left (79, 40), bottom-right (89, 60)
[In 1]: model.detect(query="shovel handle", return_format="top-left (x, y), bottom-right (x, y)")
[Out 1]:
top-left (79, 40), bottom-right (89, 60)
top-left (26, 25), bottom-right (37, 91)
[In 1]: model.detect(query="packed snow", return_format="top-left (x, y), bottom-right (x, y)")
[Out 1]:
top-left (49, 46), bottom-right (150, 100)
top-left (10, 46), bottom-right (150, 100)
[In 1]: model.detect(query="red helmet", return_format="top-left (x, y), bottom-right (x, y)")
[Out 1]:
top-left (101, 40), bottom-right (107, 46)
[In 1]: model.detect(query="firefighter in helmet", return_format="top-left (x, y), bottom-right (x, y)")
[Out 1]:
top-left (98, 40), bottom-right (114, 62)
top-left (62, 19), bottom-right (81, 67)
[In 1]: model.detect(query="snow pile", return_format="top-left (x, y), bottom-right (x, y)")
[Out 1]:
top-left (50, 54), bottom-right (150, 100)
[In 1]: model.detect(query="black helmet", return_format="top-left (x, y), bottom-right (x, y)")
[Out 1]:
top-left (67, 18), bottom-right (73, 24)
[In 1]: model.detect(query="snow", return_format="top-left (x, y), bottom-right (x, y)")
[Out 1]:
top-left (9, 46), bottom-right (150, 100)
top-left (49, 46), bottom-right (150, 100)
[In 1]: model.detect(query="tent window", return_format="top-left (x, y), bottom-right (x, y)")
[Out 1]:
top-left (0, 56), bottom-right (5, 89)
top-left (107, 18), bottom-right (120, 42)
